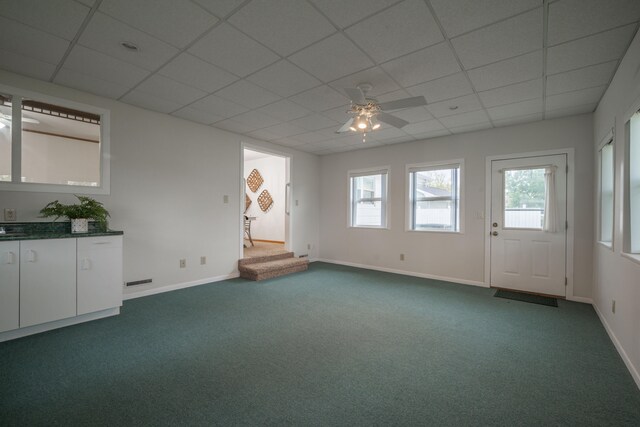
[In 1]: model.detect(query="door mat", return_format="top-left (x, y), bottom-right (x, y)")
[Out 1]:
top-left (494, 289), bottom-right (558, 307)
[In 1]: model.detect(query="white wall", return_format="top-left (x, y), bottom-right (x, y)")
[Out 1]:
top-left (244, 155), bottom-right (286, 242)
top-left (319, 114), bottom-right (594, 298)
top-left (0, 70), bottom-right (320, 296)
top-left (592, 29), bottom-right (640, 388)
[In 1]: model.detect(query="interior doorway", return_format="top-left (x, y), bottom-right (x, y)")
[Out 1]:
top-left (489, 153), bottom-right (568, 297)
top-left (241, 146), bottom-right (291, 259)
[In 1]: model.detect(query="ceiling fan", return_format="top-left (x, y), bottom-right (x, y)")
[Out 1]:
top-left (336, 83), bottom-right (426, 139)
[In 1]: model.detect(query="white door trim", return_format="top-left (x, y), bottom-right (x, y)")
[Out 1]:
top-left (484, 148), bottom-right (575, 299)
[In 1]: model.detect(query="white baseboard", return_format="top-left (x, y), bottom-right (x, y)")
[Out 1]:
top-left (316, 258), bottom-right (487, 288)
top-left (566, 296), bottom-right (593, 304)
top-left (0, 307), bottom-right (120, 343)
top-left (593, 302), bottom-right (640, 390)
top-left (123, 272), bottom-right (240, 300)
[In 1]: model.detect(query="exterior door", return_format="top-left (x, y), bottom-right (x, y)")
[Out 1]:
top-left (490, 154), bottom-right (567, 296)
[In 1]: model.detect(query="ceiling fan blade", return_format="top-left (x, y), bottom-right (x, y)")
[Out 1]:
top-left (344, 87), bottom-right (366, 105)
top-left (336, 118), bottom-right (354, 133)
top-left (377, 112), bottom-right (409, 128)
top-left (378, 96), bottom-right (427, 111)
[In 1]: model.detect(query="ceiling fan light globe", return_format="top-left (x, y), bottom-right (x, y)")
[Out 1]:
top-left (372, 123), bottom-right (381, 130)
top-left (357, 122), bottom-right (367, 129)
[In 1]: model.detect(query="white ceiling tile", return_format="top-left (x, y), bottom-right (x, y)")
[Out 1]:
top-left (546, 61), bottom-right (618, 96)
top-left (486, 98), bottom-right (542, 120)
top-left (192, 0), bottom-right (246, 18)
top-left (228, 0), bottom-right (335, 56)
top-left (247, 60), bottom-right (320, 97)
top-left (430, 0), bottom-right (540, 37)
top-left (188, 23), bottom-right (279, 77)
top-left (76, 0), bottom-right (95, 5)
top-left (477, 78), bottom-right (542, 108)
top-left (289, 85), bottom-right (349, 112)
top-left (135, 74), bottom-right (207, 105)
top-left (228, 110), bottom-right (282, 131)
top-left (215, 80), bottom-right (280, 109)
top-left (392, 107), bottom-right (433, 123)
top-left (545, 86), bottom-right (606, 112)
top-left (448, 121), bottom-right (493, 134)
top-left (0, 0), bottom-right (90, 41)
top-left (290, 114), bottom-right (340, 131)
top-left (328, 67), bottom-right (400, 98)
top-left (493, 113), bottom-right (543, 127)
top-left (380, 42), bottom-right (460, 87)
top-left (452, 8), bottom-right (542, 69)
top-left (290, 131), bottom-right (331, 144)
top-left (171, 106), bottom-right (222, 125)
top-left (408, 72), bottom-right (473, 103)
top-left (309, 0), bottom-right (399, 29)
top-left (54, 68), bottom-right (130, 99)
top-left (78, 12), bottom-right (178, 71)
top-left (439, 109), bottom-right (490, 127)
top-left (190, 94), bottom-right (249, 118)
top-left (0, 16), bottom-right (69, 65)
top-left (214, 118), bottom-right (254, 134)
top-left (158, 53), bottom-right (237, 93)
top-left (121, 89), bottom-right (184, 113)
top-left (99, 0), bottom-right (218, 48)
top-left (259, 122), bottom-right (308, 139)
top-left (426, 94), bottom-right (483, 118)
top-left (368, 126), bottom-right (410, 140)
top-left (548, 0), bottom-right (640, 46)
top-left (467, 50), bottom-right (542, 91)
top-left (63, 45), bottom-right (149, 88)
top-left (345, 0), bottom-right (444, 63)
top-left (289, 33), bottom-right (374, 83)
top-left (546, 24), bottom-right (636, 75)
top-left (402, 119), bottom-right (445, 135)
top-left (255, 99), bottom-right (311, 121)
top-left (0, 48), bottom-right (57, 80)
top-left (545, 103), bottom-right (597, 119)
top-left (411, 129), bottom-right (451, 140)
top-left (247, 129), bottom-right (283, 142)
top-left (321, 104), bottom-right (353, 122)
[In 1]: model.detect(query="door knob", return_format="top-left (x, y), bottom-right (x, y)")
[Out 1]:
top-left (492, 231), bottom-right (499, 236)
top-left (492, 222), bottom-right (498, 227)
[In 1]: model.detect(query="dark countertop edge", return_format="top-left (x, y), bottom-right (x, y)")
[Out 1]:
top-left (0, 231), bottom-right (123, 241)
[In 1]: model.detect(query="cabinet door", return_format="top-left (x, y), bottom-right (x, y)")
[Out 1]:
top-left (20, 239), bottom-right (76, 328)
top-left (0, 241), bottom-right (20, 333)
top-left (77, 236), bottom-right (123, 315)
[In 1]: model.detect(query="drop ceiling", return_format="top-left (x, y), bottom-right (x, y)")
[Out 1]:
top-left (1, 0), bottom-right (638, 155)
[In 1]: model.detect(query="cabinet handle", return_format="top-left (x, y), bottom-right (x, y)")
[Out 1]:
top-left (25, 249), bottom-right (36, 262)
top-left (5, 251), bottom-right (15, 264)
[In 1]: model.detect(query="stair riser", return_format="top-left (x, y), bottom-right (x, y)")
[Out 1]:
top-left (240, 264), bottom-right (308, 281)
top-left (238, 252), bottom-right (293, 266)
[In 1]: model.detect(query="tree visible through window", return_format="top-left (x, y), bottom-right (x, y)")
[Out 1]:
top-left (504, 168), bottom-right (546, 229)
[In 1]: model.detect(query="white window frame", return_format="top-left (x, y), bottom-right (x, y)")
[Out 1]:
top-left (622, 102), bottom-right (640, 264)
top-left (405, 159), bottom-right (464, 234)
top-left (348, 166), bottom-right (389, 229)
top-left (0, 83), bottom-right (111, 195)
top-left (597, 131), bottom-right (614, 249)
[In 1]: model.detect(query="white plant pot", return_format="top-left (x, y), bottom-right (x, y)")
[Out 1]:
top-left (71, 218), bottom-right (89, 234)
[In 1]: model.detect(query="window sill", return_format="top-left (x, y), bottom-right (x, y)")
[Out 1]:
top-left (406, 229), bottom-right (463, 235)
top-left (597, 241), bottom-right (614, 251)
top-left (349, 225), bottom-right (389, 230)
top-left (621, 252), bottom-right (640, 266)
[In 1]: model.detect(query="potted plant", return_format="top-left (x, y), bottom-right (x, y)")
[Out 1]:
top-left (40, 195), bottom-right (110, 233)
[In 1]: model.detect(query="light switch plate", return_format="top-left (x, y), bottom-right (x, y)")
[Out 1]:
top-left (4, 208), bottom-right (16, 221)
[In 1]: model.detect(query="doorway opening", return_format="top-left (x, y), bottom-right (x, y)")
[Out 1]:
top-left (241, 147), bottom-right (291, 260)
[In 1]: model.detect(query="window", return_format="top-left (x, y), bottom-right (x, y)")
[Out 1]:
top-left (627, 111), bottom-right (640, 253)
top-left (0, 86), bottom-right (110, 194)
top-left (599, 140), bottom-right (614, 244)
top-left (349, 169), bottom-right (388, 228)
top-left (408, 161), bottom-right (461, 232)
top-left (503, 168), bottom-right (546, 229)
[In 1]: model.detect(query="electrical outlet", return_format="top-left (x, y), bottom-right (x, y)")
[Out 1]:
top-left (400, 253), bottom-right (405, 261)
top-left (179, 259), bottom-right (186, 268)
top-left (4, 208), bottom-right (16, 221)
top-left (612, 300), bottom-right (616, 313)
top-left (200, 256), bottom-right (206, 265)
top-left (223, 195), bottom-right (229, 204)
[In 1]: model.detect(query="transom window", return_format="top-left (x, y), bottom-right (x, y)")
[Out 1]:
top-left (349, 169), bottom-right (388, 228)
top-left (408, 162), bottom-right (461, 232)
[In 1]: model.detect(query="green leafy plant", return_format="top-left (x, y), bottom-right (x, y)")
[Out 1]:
top-left (40, 195), bottom-right (110, 231)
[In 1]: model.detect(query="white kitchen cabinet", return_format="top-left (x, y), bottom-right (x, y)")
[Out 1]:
top-left (77, 236), bottom-right (123, 315)
top-left (20, 238), bottom-right (77, 328)
top-left (0, 241), bottom-right (20, 333)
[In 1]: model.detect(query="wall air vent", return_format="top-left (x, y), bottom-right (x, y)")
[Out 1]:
top-left (126, 278), bottom-right (153, 287)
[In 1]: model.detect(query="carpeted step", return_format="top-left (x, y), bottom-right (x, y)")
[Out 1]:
top-left (239, 257), bottom-right (309, 281)
top-left (238, 251), bottom-right (293, 267)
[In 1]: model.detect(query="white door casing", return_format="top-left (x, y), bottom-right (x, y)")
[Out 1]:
top-left (490, 154), bottom-right (567, 296)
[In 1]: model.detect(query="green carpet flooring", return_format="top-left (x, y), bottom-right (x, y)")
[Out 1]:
top-left (1, 262), bottom-right (639, 426)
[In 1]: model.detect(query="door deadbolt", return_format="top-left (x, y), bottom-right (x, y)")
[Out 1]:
top-left (492, 231), bottom-right (499, 236)
top-left (492, 222), bottom-right (498, 227)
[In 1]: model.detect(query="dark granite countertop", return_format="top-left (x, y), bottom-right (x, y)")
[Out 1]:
top-left (0, 222), bottom-right (123, 241)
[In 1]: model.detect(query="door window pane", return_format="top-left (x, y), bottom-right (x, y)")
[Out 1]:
top-left (21, 99), bottom-right (101, 186)
top-left (504, 168), bottom-right (545, 229)
top-left (0, 94), bottom-right (12, 181)
top-left (351, 173), bottom-right (387, 227)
